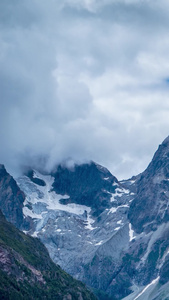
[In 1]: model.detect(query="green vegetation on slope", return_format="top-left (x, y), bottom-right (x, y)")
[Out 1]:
top-left (0, 211), bottom-right (97, 300)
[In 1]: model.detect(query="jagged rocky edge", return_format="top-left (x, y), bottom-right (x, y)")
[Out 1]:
top-left (1, 136), bottom-right (169, 299)
top-left (15, 162), bottom-right (137, 299)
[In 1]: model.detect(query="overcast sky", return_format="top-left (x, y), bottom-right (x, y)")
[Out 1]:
top-left (1, 0), bottom-right (169, 179)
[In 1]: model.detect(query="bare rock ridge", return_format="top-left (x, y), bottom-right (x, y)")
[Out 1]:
top-left (0, 164), bottom-right (25, 228)
top-left (1, 137), bottom-right (169, 299)
top-left (129, 135), bottom-right (169, 234)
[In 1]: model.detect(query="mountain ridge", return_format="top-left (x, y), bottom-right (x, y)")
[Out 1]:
top-left (1, 137), bottom-right (169, 299)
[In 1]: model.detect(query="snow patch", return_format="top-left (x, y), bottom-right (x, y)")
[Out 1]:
top-left (129, 223), bottom-right (136, 242)
top-left (95, 240), bottom-right (103, 246)
top-left (108, 204), bottom-right (129, 215)
top-left (159, 247), bottom-right (169, 269)
top-left (18, 172), bottom-right (95, 229)
top-left (23, 230), bottom-right (28, 234)
top-left (117, 220), bottom-right (123, 225)
top-left (129, 179), bottom-right (136, 184)
top-left (110, 187), bottom-right (130, 202)
top-left (134, 276), bottom-right (160, 300)
top-left (108, 207), bottom-right (118, 214)
top-left (31, 231), bottom-right (38, 238)
top-left (85, 211), bottom-right (96, 230)
top-left (23, 206), bottom-right (43, 219)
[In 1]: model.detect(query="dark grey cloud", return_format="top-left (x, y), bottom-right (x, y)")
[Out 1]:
top-left (1, 0), bottom-right (169, 179)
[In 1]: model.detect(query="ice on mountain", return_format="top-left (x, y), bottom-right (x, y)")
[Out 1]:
top-left (133, 276), bottom-right (160, 300)
top-left (110, 187), bottom-right (130, 202)
top-left (95, 240), bottom-right (103, 246)
top-left (23, 206), bottom-right (43, 219)
top-left (108, 207), bottom-right (118, 214)
top-left (117, 220), bottom-right (123, 225)
top-left (15, 164), bottom-right (133, 298)
top-left (108, 204), bottom-right (129, 215)
top-left (114, 227), bottom-right (120, 231)
top-left (129, 223), bottom-right (136, 242)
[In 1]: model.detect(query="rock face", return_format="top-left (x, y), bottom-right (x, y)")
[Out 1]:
top-left (0, 210), bottom-right (96, 300)
top-left (16, 162), bottom-right (133, 299)
top-left (129, 136), bottom-right (169, 234)
top-left (51, 162), bottom-right (119, 216)
top-left (0, 164), bottom-right (25, 228)
top-left (2, 136), bottom-right (169, 299)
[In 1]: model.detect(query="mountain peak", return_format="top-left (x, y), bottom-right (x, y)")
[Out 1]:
top-left (51, 161), bottom-right (120, 215)
top-left (162, 135), bottom-right (169, 146)
top-left (3, 137), bottom-right (169, 299)
top-left (129, 135), bottom-right (169, 233)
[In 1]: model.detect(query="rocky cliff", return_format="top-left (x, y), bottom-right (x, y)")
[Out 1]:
top-left (15, 162), bottom-right (134, 299)
top-left (129, 136), bottom-right (169, 234)
top-left (0, 164), bottom-right (25, 228)
top-left (2, 137), bottom-right (169, 299)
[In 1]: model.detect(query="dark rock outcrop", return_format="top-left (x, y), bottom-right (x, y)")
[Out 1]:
top-left (52, 162), bottom-right (120, 216)
top-left (0, 165), bottom-right (25, 228)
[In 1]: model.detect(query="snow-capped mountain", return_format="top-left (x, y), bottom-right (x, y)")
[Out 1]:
top-left (1, 137), bottom-right (169, 299)
top-left (16, 162), bottom-right (134, 292)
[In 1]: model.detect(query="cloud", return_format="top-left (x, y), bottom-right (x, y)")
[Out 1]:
top-left (1, 0), bottom-right (169, 179)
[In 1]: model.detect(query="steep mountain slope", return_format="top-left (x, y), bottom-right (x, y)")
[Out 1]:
top-left (106, 136), bottom-right (169, 299)
top-left (2, 136), bottom-right (169, 299)
top-left (0, 164), bottom-right (25, 228)
top-left (122, 136), bottom-right (169, 299)
top-left (129, 136), bottom-right (169, 234)
top-left (51, 162), bottom-right (120, 216)
top-left (15, 162), bottom-right (134, 298)
top-left (0, 209), bottom-right (96, 300)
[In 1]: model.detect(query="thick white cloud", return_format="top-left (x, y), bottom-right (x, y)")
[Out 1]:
top-left (1, 0), bottom-right (169, 179)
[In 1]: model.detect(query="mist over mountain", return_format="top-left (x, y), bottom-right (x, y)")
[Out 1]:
top-left (2, 1), bottom-right (169, 298)
top-left (1, 137), bottom-right (169, 299)
top-left (1, 0), bottom-right (169, 180)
